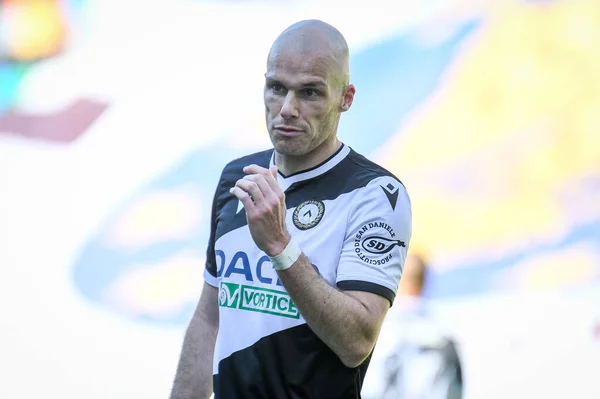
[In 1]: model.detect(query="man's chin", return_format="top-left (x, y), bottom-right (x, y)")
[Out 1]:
top-left (274, 145), bottom-right (307, 157)
top-left (272, 138), bottom-right (309, 156)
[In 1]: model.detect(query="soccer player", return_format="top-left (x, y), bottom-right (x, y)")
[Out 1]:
top-left (170, 19), bottom-right (412, 399)
top-left (362, 254), bottom-right (463, 399)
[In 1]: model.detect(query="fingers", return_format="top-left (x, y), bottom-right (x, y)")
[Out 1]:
top-left (229, 186), bottom-right (254, 210)
top-left (244, 164), bottom-right (281, 194)
top-left (243, 174), bottom-right (271, 196)
top-left (232, 164), bottom-right (285, 212)
top-left (234, 178), bottom-right (265, 205)
top-left (243, 164), bottom-right (268, 175)
top-left (241, 173), bottom-right (283, 210)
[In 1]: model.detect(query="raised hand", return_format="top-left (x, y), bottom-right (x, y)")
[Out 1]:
top-left (230, 164), bottom-right (291, 257)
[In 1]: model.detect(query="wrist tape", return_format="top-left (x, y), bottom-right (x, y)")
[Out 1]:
top-left (269, 237), bottom-right (302, 271)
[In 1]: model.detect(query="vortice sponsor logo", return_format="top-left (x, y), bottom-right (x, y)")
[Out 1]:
top-left (219, 282), bottom-right (300, 319)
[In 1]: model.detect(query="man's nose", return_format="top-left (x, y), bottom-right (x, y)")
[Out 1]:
top-left (280, 92), bottom-right (299, 119)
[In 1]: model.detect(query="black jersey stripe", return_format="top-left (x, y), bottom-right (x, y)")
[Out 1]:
top-left (213, 323), bottom-right (371, 399)
top-left (213, 148), bottom-right (403, 242)
top-left (337, 280), bottom-right (396, 306)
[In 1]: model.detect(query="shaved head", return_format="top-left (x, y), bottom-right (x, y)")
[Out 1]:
top-left (263, 20), bottom-right (355, 173)
top-left (268, 20), bottom-right (350, 88)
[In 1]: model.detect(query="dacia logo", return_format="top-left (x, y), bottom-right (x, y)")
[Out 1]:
top-left (216, 250), bottom-right (320, 286)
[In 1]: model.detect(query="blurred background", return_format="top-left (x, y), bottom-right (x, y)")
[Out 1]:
top-left (0, 0), bottom-right (599, 398)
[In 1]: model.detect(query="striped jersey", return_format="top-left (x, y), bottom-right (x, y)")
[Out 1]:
top-left (203, 144), bottom-right (412, 398)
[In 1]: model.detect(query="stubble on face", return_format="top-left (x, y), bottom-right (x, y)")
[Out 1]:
top-left (264, 20), bottom-right (350, 158)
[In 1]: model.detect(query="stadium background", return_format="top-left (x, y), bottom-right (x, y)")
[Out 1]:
top-left (0, 0), bottom-right (599, 397)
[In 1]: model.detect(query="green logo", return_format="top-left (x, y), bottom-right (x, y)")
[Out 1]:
top-left (219, 282), bottom-right (241, 308)
top-left (218, 282), bottom-right (299, 319)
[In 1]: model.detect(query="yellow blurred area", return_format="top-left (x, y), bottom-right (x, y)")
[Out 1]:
top-left (229, 114), bottom-right (272, 150)
top-left (499, 242), bottom-right (600, 292)
top-left (381, 0), bottom-right (600, 260)
top-left (105, 252), bottom-right (203, 317)
top-left (107, 188), bottom-right (202, 250)
top-left (2, 0), bottom-right (68, 61)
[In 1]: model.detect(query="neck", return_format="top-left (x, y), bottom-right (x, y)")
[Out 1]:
top-left (275, 137), bottom-right (341, 176)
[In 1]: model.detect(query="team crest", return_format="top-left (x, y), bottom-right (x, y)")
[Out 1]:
top-left (293, 200), bottom-right (325, 230)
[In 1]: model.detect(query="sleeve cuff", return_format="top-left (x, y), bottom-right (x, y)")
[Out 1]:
top-left (337, 280), bottom-right (396, 306)
top-left (203, 268), bottom-right (218, 288)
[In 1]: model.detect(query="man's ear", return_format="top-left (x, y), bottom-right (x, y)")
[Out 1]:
top-left (340, 84), bottom-right (355, 112)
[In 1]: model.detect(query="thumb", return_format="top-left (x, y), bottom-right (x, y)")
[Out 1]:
top-left (270, 165), bottom-right (278, 178)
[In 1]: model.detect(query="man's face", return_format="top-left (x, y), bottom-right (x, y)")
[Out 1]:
top-left (264, 49), bottom-right (351, 156)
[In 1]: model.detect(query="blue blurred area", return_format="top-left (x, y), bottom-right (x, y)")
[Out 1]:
top-left (427, 219), bottom-right (600, 298)
top-left (340, 21), bottom-right (479, 154)
top-left (0, 63), bottom-right (25, 111)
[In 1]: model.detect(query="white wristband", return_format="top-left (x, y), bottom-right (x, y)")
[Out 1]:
top-left (269, 237), bottom-right (302, 271)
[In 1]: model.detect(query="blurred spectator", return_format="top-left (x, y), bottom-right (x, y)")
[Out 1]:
top-left (362, 253), bottom-right (463, 399)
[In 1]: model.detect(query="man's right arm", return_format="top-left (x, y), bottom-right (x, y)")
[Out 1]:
top-left (170, 282), bottom-right (219, 399)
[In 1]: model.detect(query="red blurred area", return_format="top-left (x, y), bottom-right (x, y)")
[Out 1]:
top-left (0, 98), bottom-right (108, 143)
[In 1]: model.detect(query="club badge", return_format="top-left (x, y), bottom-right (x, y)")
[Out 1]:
top-left (293, 199), bottom-right (325, 230)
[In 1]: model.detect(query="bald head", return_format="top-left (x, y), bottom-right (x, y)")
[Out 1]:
top-left (263, 20), bottom-right (355, 162)
top-left (268, 20), bottom-right (350, 88)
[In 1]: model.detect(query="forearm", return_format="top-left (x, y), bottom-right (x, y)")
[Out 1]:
top-left (276, 254), bottom-right (380, 368)
top-left (229, 164), bottom-right (390, 367)
top-left (170, 284), bottom-right (219, 399)
top-left (170, 314), bottom-right (217, 399)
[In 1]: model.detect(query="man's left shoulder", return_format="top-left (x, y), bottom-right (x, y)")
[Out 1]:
top-left (340, 149), bottom-right (408, 211)
top-left (344, 148), bottom-right (405, 189)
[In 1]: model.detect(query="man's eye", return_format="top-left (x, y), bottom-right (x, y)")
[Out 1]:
top-left (271, 84), bottom-right (283, 92)
top-left (304, 89), bottom-right (318, 97)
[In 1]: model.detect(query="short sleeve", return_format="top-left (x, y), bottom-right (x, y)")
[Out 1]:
top-left (336, 175), bottom-right (412, 305)
top-left (203, 179), bottom-right (221, 288)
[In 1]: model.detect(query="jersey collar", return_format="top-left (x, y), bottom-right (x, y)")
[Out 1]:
top-left (270, 144), bottom-right (351, 191)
